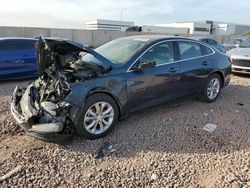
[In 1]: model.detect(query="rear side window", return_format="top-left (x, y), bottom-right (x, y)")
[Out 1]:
top-left (178, 41), bottom-right (202, 60)
top-left (201, 44), bottom-right (213, 55)
top-left (0, 40), bottom-right (35, 51)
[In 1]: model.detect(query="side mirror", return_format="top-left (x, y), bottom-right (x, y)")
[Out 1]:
top-left (141, 60), bottom-right (156, 69)
top-left (133, 60), bottom-right (156, 71)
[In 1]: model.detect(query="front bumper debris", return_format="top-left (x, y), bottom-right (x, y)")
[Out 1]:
top-left (11, 85), bottom-right (74, 142)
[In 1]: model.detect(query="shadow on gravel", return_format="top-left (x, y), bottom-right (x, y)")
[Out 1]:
top-left (0, 79), bottom-right (32, 97)
top-left (232, 73), bottom-right (250, 78)
top-left (0, 80), bottom-right (32, 141)
top-left (62, 83), bottom-right (250, 159)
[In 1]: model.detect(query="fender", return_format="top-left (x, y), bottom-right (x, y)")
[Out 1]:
top-left (87, 87), bottom-right (123, 119)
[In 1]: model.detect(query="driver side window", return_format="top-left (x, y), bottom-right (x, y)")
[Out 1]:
top-left (140, 41), bottom-right (174, 66)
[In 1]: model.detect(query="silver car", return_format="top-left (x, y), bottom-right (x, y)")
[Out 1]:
top-left (223, 38), bottom-right (244, 51)
top-left (227, 38), bottom-right (250, 74)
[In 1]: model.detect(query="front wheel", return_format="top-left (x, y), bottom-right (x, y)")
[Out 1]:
top-left (202, 74), bottom-right (222, 103)
top-left (76, 93), bottom-right (119, 139)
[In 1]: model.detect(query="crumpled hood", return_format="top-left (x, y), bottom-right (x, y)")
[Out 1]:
top-left (37, 35), bottom-right (113, 76)
top-left (227, 47), bottom-right (250, 60)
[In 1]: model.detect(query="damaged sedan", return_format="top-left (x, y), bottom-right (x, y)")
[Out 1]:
top-left (11, 35), bottom-right (231, 142)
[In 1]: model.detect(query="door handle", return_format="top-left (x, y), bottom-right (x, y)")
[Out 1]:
top-left (202, 61), bottom-right (208, 66)
top-left (169, 67), bottom-right (178, 73)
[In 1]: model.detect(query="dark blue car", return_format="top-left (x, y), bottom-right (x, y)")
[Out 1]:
top-left (0, 38), bottom-right (37, 80)
top-left (11, 35), bottom-right (231, 142)
top-left (194, 37), bottom-right (226, 53)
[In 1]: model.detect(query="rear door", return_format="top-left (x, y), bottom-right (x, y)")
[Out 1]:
top-left (0, 39), bottom-right (37, 78)
top-left (177, 40), bottom-right (214, 95)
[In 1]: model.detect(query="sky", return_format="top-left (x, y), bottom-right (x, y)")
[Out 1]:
top-left (0, 0), bottom-right (250, 29)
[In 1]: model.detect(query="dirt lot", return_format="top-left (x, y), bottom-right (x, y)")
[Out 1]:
top-left (0, 75), bottom-right (249, 187)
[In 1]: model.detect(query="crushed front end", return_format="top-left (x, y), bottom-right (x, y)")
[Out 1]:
top-left (10, 36), bottom-right (112, 142)
top-left (11, 78), bottom-right (74, 142)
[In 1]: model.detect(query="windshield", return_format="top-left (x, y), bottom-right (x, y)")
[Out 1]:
top-left (228, 39), bottom-right (243, 45)
top-left (239, 38), bottom-right (250, 48)
top-left (82, 38), bottom-right (147, 65)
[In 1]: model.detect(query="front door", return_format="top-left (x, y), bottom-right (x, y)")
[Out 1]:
top-left (0, 40), bottom-right (37, 78)
top-left (124, 41), bottom-right (182, 114)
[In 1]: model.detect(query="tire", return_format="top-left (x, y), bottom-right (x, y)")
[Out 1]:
top-left (75, 93), bottom-right (119, 139)
top-left (202, 74), bottom-right (222, 103)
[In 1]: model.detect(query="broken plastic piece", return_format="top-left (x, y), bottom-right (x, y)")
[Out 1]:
top-left (95, 149), bottom-right (104, 159)
top-left (237, 103), bottom-right (244, 106)
top-left (202, 123), bottom-right (217, 133)
top-left (94, 142), bottom-right (116, 159)
top-left (0, 165), bottom-right (22, 182)
top-left (29, 122), bottom-right (64, 133)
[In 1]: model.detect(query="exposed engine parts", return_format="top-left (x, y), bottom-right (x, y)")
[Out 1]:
top-left (15, 43), bottom-right (106, 135)
top-left (14, 46), bottom-right (108, 135)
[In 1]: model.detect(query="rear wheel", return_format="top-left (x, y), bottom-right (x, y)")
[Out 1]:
top-left (202, 74), bottom-right (222, 103)
top-left (76, 93), bottom-right (119, 139)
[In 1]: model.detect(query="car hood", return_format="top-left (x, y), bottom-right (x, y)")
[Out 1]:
top-left (227, 47), bottom-right (250, 59)
top-left (37, 35), bottom-right (113, 76)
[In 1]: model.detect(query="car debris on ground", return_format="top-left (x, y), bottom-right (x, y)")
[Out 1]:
top-left (0, 165), bottom-right (22, 182)
top-left (94, 142), bottom-right (116, 159)
top-left (202, 123), bottom-right (218, 133)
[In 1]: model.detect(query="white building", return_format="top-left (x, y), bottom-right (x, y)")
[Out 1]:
top-left (211, 21), bottom-right (250, 35)
top-left (86, 19), bottom-right (134, 31)
top-left (156, 22), bottom-right (211, 35)
top-left (141, 25), bottom-right (189, 34)
top-left (156, 21), bottom-right (250, 35)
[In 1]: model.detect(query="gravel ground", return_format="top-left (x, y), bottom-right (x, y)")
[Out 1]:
top-left (0, 75), bottom-right (250, 187)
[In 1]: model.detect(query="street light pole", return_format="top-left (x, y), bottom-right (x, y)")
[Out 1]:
top-left (120, 8), bottom-right (126, 30)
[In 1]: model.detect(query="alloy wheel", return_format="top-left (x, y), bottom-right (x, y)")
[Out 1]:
top-left (84, 102), bottom-right (114, 135)
top-left (207, 77), bottom-right (220, 100)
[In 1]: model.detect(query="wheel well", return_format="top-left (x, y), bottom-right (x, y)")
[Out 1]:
top-left (211, 71), bottom-right (224, 87)
top-left (86, 92), bottom-right (122, 119)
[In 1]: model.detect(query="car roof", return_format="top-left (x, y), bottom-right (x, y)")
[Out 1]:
top-left (190, 37), bottom-right (218, 41)
top-left (122, 35), bottom-right (197, 42)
